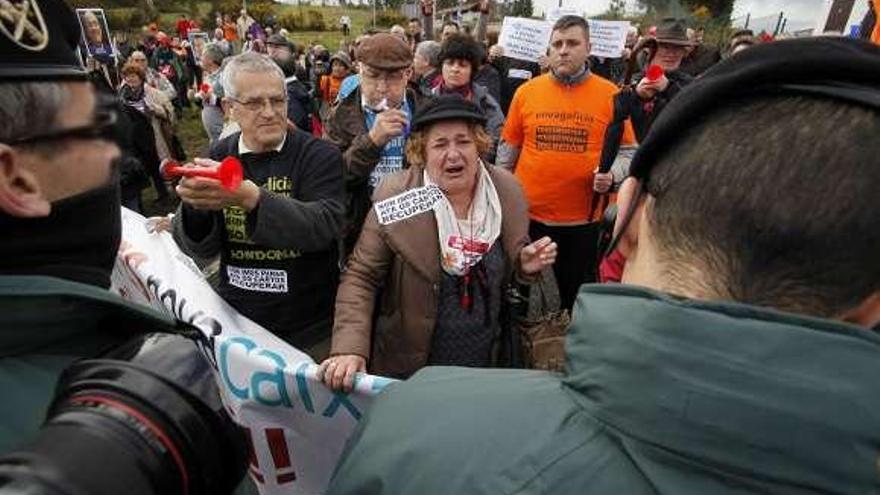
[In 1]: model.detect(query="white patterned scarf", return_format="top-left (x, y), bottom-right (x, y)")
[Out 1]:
top-left (425, 163), bottom-right (503, 276)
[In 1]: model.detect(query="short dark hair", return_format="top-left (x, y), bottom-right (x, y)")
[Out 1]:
top-left (442, 21), bottom-right (460, 31)
top-left (409, 17), bottom-right (420, 23)
top-left (439, 34), bottom-right (482, 78)
top-left (552, 15), bottom-right (590, 40)
top-left (646, 95), bottom-right (880, 318)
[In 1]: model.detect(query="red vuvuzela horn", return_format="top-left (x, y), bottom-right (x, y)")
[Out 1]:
top-left (646, 64), bottom-right (665, 82)
top-left (161, 157), bottom-right (244, 191)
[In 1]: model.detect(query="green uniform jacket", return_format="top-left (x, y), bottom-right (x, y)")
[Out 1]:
top-left (327, 284), bottom-right (880, 494)
top-left (0, 275), bottom-right (178, 454)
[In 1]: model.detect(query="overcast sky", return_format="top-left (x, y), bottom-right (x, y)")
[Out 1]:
top-left (531, 0), bottom-right (869, 32)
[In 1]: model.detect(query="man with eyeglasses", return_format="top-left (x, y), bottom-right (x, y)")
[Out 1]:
top-left (325, 33), bottom-right (422, 255)
top-left (172, 52), bottom-right (345, 353)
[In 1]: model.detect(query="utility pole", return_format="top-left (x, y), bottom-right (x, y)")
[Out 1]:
top-left (744, 12), bottom-right (750, 29)
top-left (372, 0), bottom-right (376, 27)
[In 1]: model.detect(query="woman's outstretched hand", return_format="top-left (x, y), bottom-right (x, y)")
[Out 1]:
top-left (520, 236), bottom-right (558, 275)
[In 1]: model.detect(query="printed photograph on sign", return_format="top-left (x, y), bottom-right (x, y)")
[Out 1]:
top-left (189, 31), bottom-right (210, 63)
top-left (76, 8), bottom-right (114, 58)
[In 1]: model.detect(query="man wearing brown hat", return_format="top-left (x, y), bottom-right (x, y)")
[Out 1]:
top-left (325, 33), bottom-right (423, 255)
top-left (628, 17), bottom-right (695, 140)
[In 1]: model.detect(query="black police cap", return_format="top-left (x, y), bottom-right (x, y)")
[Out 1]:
top-left (629, 37), bottom-right (880, 181)
top-left (0, 0), bottom-right (87, 81)
top-left (412, 94), bottom-right (488, 132)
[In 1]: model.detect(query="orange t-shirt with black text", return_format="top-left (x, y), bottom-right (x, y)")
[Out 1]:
top-left (502, 73), bottom-right (635, 224)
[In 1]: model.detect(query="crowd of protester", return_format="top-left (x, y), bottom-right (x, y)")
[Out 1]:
top-left (4, 0), bottom-right (880, 492)
top-left (86, 7), bottom-right (798, 375)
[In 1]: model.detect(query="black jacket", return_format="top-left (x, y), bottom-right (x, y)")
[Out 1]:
top-left (286, 76), bottom-right (314, 133)
top-left (172, 129), bottom-right (345, 347)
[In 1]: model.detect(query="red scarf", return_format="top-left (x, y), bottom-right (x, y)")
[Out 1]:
top-left (433, 77), bottom-right (474, 101)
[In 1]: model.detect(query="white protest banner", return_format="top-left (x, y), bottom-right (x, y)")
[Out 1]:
top-left (373, 184), bottom-right (444, 225)
top-left (112, 209), bottom-right (396, 495)
top-left (588, 20), bottom-right (631, 58)
top-left (545, 6), bottom-right (581, 25)
top-left (498, 17), bottom-right (553, 62)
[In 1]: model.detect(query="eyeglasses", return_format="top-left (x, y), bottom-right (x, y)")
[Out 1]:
top-left (229, 95), bottom-right (288, 112)
top-left (7, 107), bottom-right (118, 146)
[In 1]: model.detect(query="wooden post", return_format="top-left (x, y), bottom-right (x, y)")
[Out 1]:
top-left (422, 0), bottom-right (435, 40)
top-left (476, 0), bottom-right (490, 43)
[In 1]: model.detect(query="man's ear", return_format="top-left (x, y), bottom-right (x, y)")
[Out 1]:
top-left (615, 177), bottom-right (644, 259)
top-left (839, 292), bottom-right (880, 329)
top-left (0, 144), bottom-right (51, 218)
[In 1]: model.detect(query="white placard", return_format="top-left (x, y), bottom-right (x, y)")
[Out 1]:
top-left (373, 185), bottom-right (444, 225)
top-left (498, 17), bottom-right (553, 62)
top-left (588, 20), bottom-right (631, 58)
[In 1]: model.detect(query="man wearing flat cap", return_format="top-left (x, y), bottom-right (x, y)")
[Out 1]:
top-left (325, 32), bottom-right (423, 255)
top-left (0, 0), bottom-right (213, 458)
top-left (325, 37), bottom-right (880, 494)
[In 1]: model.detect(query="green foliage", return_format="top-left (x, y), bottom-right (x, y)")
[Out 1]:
top-left (509, 0), bottom-right (533, 18)
top-left (375, 10), bottom-right (407, 27)
top-left (607, 0), bottom-right (626, 19)
top-left (637, 0), bottom-right (733, 20)
top-left (106, 8), bottom-right (147, 31)
top-left (277, 9), bottom-right (329, 31)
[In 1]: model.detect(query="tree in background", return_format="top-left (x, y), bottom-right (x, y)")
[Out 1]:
top-left (608, 0), bottom-right (627, 18)
top-left (637, 0), bottom-right (733, 19)
top-left (510, 0), bottom-right (533, 18)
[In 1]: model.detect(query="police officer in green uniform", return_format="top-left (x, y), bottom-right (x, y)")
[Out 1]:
top-left (0, 4), bottom-right (247, 493)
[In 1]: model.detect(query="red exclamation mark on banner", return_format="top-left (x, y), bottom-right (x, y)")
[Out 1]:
top-left (266, 428), bottom-right (297, 484)
top-left (243, 427), bottom-right (265, 483)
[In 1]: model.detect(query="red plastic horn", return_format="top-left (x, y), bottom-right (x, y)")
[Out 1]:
top-left (161, 157), bottom-right (244, 191)
top-left (646, 64), bottom-right (665, 82)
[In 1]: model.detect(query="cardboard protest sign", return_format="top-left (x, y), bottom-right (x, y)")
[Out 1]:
top-left (588, 20), bottom-right (631, 58)
top-left (498, 17), bottom-right (553, 62)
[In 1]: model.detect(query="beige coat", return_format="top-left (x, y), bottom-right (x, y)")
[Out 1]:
top-left (143, 84), bottom-right (175, 160)
top-left (331, 164), bottom-right (531, 378)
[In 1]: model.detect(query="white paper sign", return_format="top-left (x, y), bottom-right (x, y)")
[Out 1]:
top-left (373, 185), bottom-right (444, 225)
top-left (498, 17), bottom-right (553, 62)
top-left (112, 209), bottom-right (397, 495)
top-left (545, 6), bottom-right (582, 25)
top-left (588, 20), bottom-right (631, 58)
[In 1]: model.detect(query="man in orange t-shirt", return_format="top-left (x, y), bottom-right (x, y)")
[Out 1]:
top-left (498, 15), bottom-right (634, 310)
